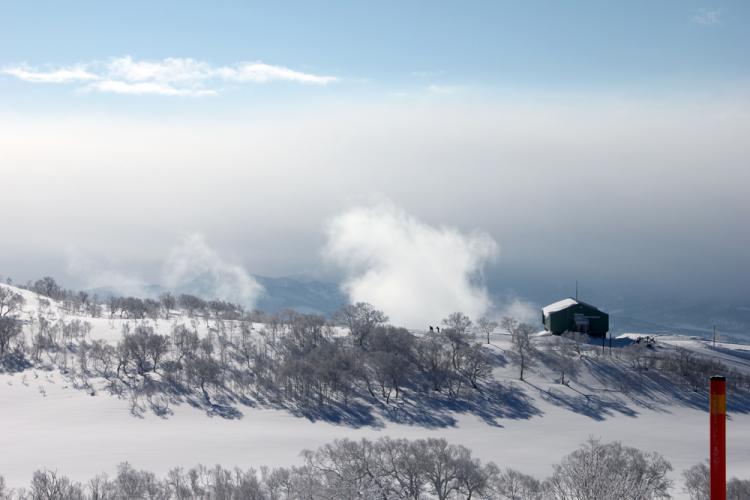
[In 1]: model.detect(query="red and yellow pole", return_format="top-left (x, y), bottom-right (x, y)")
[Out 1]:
top-left (710, 375), bottom-right (726, 500)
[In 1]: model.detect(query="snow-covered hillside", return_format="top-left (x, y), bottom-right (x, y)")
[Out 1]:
top-left (1, 283), bottom-right (749, 498)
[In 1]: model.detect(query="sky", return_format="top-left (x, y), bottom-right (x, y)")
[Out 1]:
top-left (1, 1), bottom-right (748, 320)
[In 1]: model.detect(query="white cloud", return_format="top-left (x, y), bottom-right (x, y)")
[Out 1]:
top-left (324, 201), bottom-right (498, 329)
top-left (2, 56), bottom-right (337, 96)
top-left (163, 233), bottom-right (264, 307)
top-left (2, 65), bottom-right (98, 83)
top-left (106, 56), bottom-right (212, 83)
top-left (692, 8), bottom-right (722, 25)
top-left (90, 80), bottom-right (217, 97)
top-left (221, 62), bottom-right (337, 84)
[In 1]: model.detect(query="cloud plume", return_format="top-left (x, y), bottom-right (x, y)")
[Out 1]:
top-left (65, 249), bottom-right (154, 298)
top-left (162, 234), bottom-right (263, 307)
top-left (66, 234), bottom-right (263, 308)
top-left (2, 56), bottom-right (337, 96)
top-left (324, 202), bottom-right (498, 328)
top-left (497, 298), bottom-right (540, 327)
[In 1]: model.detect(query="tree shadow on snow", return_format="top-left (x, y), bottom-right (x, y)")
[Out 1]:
top-left (527, 380), bottom-right (638, 421)
top-left (566, 357), bottom-right (750, 418)
top-left (375, 380), bottom-right (542, 429)
top-left (0, 352), bottom-right (33, 373)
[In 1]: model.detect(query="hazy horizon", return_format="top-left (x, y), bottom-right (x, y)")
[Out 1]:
top-left (2, 1), bottom-right (749, 325)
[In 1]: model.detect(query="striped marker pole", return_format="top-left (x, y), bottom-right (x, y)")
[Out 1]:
top-left (710, 375), bottom-right (726, 500)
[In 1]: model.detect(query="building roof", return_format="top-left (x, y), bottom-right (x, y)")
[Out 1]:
top-left (542, 298), bottom-right (579, 319)
top-left (542, 297), bottom-right (607, 319)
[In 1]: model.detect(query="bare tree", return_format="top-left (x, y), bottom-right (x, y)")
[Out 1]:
top-left (457, 343), bottom-right (493, 389)
top-left (682, 462), bottom-right (709, 500)
top-left (178, 294), bottom-right (206, 318)
top-left (415, 332), bottom-right (452, 392)
top-left (186, 356), bottom-right (222, 403)
top-left (1, 437), bottom-right (697, 500)
top-left (108, 296), bottom-right (119, 318)
top-left (442, 312), bottom-right (472, 336)
top-left (545, 335), bottom-right (578, 386)
top-left (683, 461), bottom-right (750, 500)
top-left (506, 319), bottom-right (537, 381)
top-left (120, 325), bottom-right (168, 374)
top-left (416, 438), bottom-right (462, 500)
top-left (477, 316), bottom-right (498, 344)
top-left (365, 326), bottom-right (416, 402)
top-left (30, 469), bottom-right (84, 500)
top-left (501, 316), bottom-right (517, 335)
top-left (368, 350), bottom-right (411, 403)
top-left (87, 473), bottom-right (117, 500)
top-left (562, 331), bottom-right (588, 356)
top-left (0, 317), bottom-right (22, 356)
top-left (547, 438), bottom-right (672, 500)
top-left (0, 287), bottom-right (25, 318)
top-left (492, 468), bottom-right (543, 499)
top-left (171, 323), bottom-right (200, 366)
top-left (32, 276), bottom-right (62, 300)
top-left (146, 332), bottom-right (170, 373)
top-left (159, 292), bottom-right (176, 319)
top-left (334, 302), bottom-right (388, 347)
top-left (89, 340), bottom-right (116, 378)
top-left (729, 478), bottom-right (750, 500)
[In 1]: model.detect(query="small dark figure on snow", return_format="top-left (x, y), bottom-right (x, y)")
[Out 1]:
top-left (429, 326), bottom-right (434, 332)
top-left (436, 326), bottom-right (440, 333)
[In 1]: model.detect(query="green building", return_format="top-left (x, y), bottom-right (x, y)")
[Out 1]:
top-left (542, 298), bottom-right (609, 338)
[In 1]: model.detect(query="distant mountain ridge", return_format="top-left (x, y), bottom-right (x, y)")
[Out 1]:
top-left (86, 274), bottom-right (347, 316)
top-left (254, 275), bottom-right (347, 315)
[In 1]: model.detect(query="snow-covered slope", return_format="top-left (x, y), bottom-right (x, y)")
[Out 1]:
top-left (1, 283), bottom-right (749, 498)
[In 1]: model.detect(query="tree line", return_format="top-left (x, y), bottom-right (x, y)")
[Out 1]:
top-left (1, 283), bottom-right (511, 419)
top-left (3, 277), bottom-right (750, 420)
top-left (0, 436), bottom-right (700, 500)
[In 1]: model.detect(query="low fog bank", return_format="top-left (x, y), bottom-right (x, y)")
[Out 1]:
top-left (2, 94), bottom-right (749, 307)
top-left (2, 198), bottom-right (749, 337)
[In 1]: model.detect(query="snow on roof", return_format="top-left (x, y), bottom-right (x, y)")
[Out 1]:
top-left (542, 298), bottom-right (578, 318)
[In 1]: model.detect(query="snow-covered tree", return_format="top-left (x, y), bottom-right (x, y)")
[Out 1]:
top-left (683, 461), bottom-right (750, 500)
top-left (547, 438), bottom-right (672, 500)
top-left (30, 469), bottom-right (84, 500)
top-left (492, 468), bottom-right (544, 500)
top-left (682, 462), bottom-right (709, 500)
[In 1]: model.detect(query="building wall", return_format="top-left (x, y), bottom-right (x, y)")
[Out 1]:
top-left (546, 303), bottom-right (609, 337)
